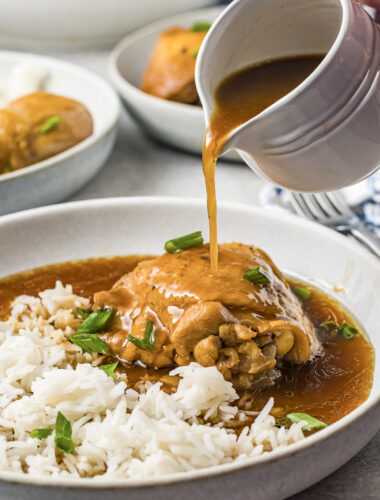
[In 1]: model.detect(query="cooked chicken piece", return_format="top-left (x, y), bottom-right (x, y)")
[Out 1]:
top-left (171, 301), bottom-right (236, 361)
top-left (0, 109), bottom-right (30, 173)
top-left (141, 27), bottom-right (207, 104)
top-left (94, 243), bottom-right (321, 389)
top-left (194, 335), bottom-right (221, 367)
top-left (219, 323), bottom-right (257, 345)
top-left (237, 341), bottom-right (276, 375)
top-left (0, 91), bottom-right (93, 174)
top-left (274, 330), bottom-right (295, 357)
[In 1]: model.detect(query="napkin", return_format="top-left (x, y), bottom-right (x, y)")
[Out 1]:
top-left (260, 171), bottom-right (380, 238)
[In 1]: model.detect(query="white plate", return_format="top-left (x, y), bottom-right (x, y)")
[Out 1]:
top-left (109, 7), bottom-right (240, 161)
top-left (0, 0), bottom-right (218, 50)
top-left (0, 197), bottom-right (378, 500)
top-left (0, 51), bottom-right (120, 216)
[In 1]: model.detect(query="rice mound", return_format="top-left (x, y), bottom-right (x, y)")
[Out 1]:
top-left (0, 282), bottom-right (306, 479)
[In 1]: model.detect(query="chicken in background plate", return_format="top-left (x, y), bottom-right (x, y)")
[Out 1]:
top-left (0, 91), bottom-right (93, 175)
top-left (141, 22), bottom-right (211, 104)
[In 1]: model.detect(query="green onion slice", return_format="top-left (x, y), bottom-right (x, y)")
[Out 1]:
top-left (293, 286), bottom-right (311, 300)
top-left (54, 412), bottom-right (74, 454)
top-left (286, 412), bottom-right (328, 431)
top-left (190, 22), bottom-right (212, 32)
top-left (318, 320), bottom-right (340, 336)
top-left (39, 115), bottom-right (62, 134)
top-left (76, 307), bottom-right (114, 335)
top-left (319, 320), bottom-right (339, 329)
top-left (30, 428), bottom-right (53, 439)
top-left (75, 307), bottom-right (92, 319)
top-left (319, 320), bottom-right (358, 340)
top-left (243, 266), bottom-right (271, 285)
top-left (5, 160), bottom-right (13, 173)
top-left (69, 333), bottom-right (109, 354)
top-left (99, 361), bottom-right (118, 377)
top-left (128, 319), bottom-right (156, 351)
top-left (164, 231), bottom-right (203, 254)
top-left (193, 49), bottom-right (199, 59)
top-left (340, 322), bottom-right (358, 339)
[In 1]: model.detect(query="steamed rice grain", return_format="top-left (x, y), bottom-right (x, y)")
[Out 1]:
top-left (0, 282), bottom-right (306, 478)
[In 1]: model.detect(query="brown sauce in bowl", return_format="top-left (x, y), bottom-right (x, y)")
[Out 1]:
top-left (202, 55), bottom-right (324, 273)
top-left (0, 256), bottom-right (373, 426)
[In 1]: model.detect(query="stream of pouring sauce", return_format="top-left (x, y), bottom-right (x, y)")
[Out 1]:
top-left (202, 56), bottom-right (324, 273)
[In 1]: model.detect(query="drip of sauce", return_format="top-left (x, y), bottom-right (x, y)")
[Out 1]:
top-left (202, 55), bottom-right (324, 273)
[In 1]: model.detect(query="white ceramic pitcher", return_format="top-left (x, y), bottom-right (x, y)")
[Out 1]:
top-left (196, 0), bottom-right (380, 192)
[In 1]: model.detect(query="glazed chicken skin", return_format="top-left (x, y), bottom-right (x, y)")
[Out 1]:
top-left (95, 243), bottom-right (320, 389)
top-left (141, 27), bottom-right (207, 104)
top-left (0, 91), bottom-right (93, 174)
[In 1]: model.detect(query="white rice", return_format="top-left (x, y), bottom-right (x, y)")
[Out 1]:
top-left (0, 282), bottom-right (306, 479)
top-left (0, 61), bottom-right (49, 107)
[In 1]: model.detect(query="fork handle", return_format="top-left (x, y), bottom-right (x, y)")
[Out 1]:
top-left (338, 222), bottom-right (380, 259)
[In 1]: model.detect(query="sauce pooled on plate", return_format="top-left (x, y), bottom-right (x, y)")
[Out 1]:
top-left (0, 256), bottom-right (373, 427)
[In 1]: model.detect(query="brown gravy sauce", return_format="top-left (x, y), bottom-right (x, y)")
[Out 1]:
top-left (0, 256), bottom-right (373, 426)
top-left (202, 56), bottom-right (324, 273)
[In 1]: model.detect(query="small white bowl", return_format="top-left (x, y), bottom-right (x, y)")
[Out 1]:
top-left (109, 7), bottom-right (239, 160)
top-left (0, 0), bottom-right (218, 50)
top-left (0, 51), bottom-right (120, 216)
top-left (0, 197), bottom-right (378, 499)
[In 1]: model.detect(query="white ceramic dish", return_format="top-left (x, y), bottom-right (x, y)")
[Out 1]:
top-left (109, 7), bottom-right (240, 161)
top-left (0, 0), bottom-right (218, 50)
top-left (196, 0), bottom-right (380, 192)
top-left (0, 51), bottom-right (120, 216)
top-left (0, 196), bottom-right (378, 500)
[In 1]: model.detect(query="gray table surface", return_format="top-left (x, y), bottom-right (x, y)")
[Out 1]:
top-left (23, 48), bottom-right (380, 499)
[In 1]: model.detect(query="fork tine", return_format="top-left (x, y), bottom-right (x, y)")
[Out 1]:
top-left (307, 194), bottom-right (330, 219)
top-left (324, 191), bottom-right (354, 217)
top-left (313, 193), bottom-right (341, 217)
top-left (290, 193), bottom-right (317, 220)
top-left (294, 193), bottom-right (328, 220)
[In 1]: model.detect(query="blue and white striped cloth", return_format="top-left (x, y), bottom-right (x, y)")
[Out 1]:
top-left (260, 171), bottom-right (380, 238)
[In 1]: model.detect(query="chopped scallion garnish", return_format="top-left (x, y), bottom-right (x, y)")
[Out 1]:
top-left (318, 320), bottom-right (340, 336)
top-left (39, 115), bottom-right (62, 134)
top-left (340, 322), bottom-right (357, 339)
top-left (243, 267), bottom-right (271, 285)
top-left (76, 307), bottom-right (114, 335)
top-left (164, 231), bottom-right (203, 254)
top-left (70, 307), bottom-right (113, 354)
top-left (190, 22), bottom-right (212, 32)
top-left (293, 286), bottom-right (311, 300)
top-left (99, 362), bottom-right (118, 377)
top-left (75, 307), bottom-right (92, 319)
top-left (5, 160), bottom-right (13, 172)
top-left (319, 320), bottom-right (339, 329)
top-left (54, 412), bottom-right (74, 454)
top-left (318, 320), bottom-right (358, 340)
top-left (193, 49), bottom-right (199, 59)
top-left (286, 412), bottom-right (327, 431)
top-left (128, 319), bottom-right (155, 351)
top-left (69, 333), bottom-right (109, 354)
top-left (30, 428), bottom-right (53, 439)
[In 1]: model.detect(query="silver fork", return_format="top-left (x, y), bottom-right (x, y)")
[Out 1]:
top-left (290, 191), bottom-right (380, 259)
